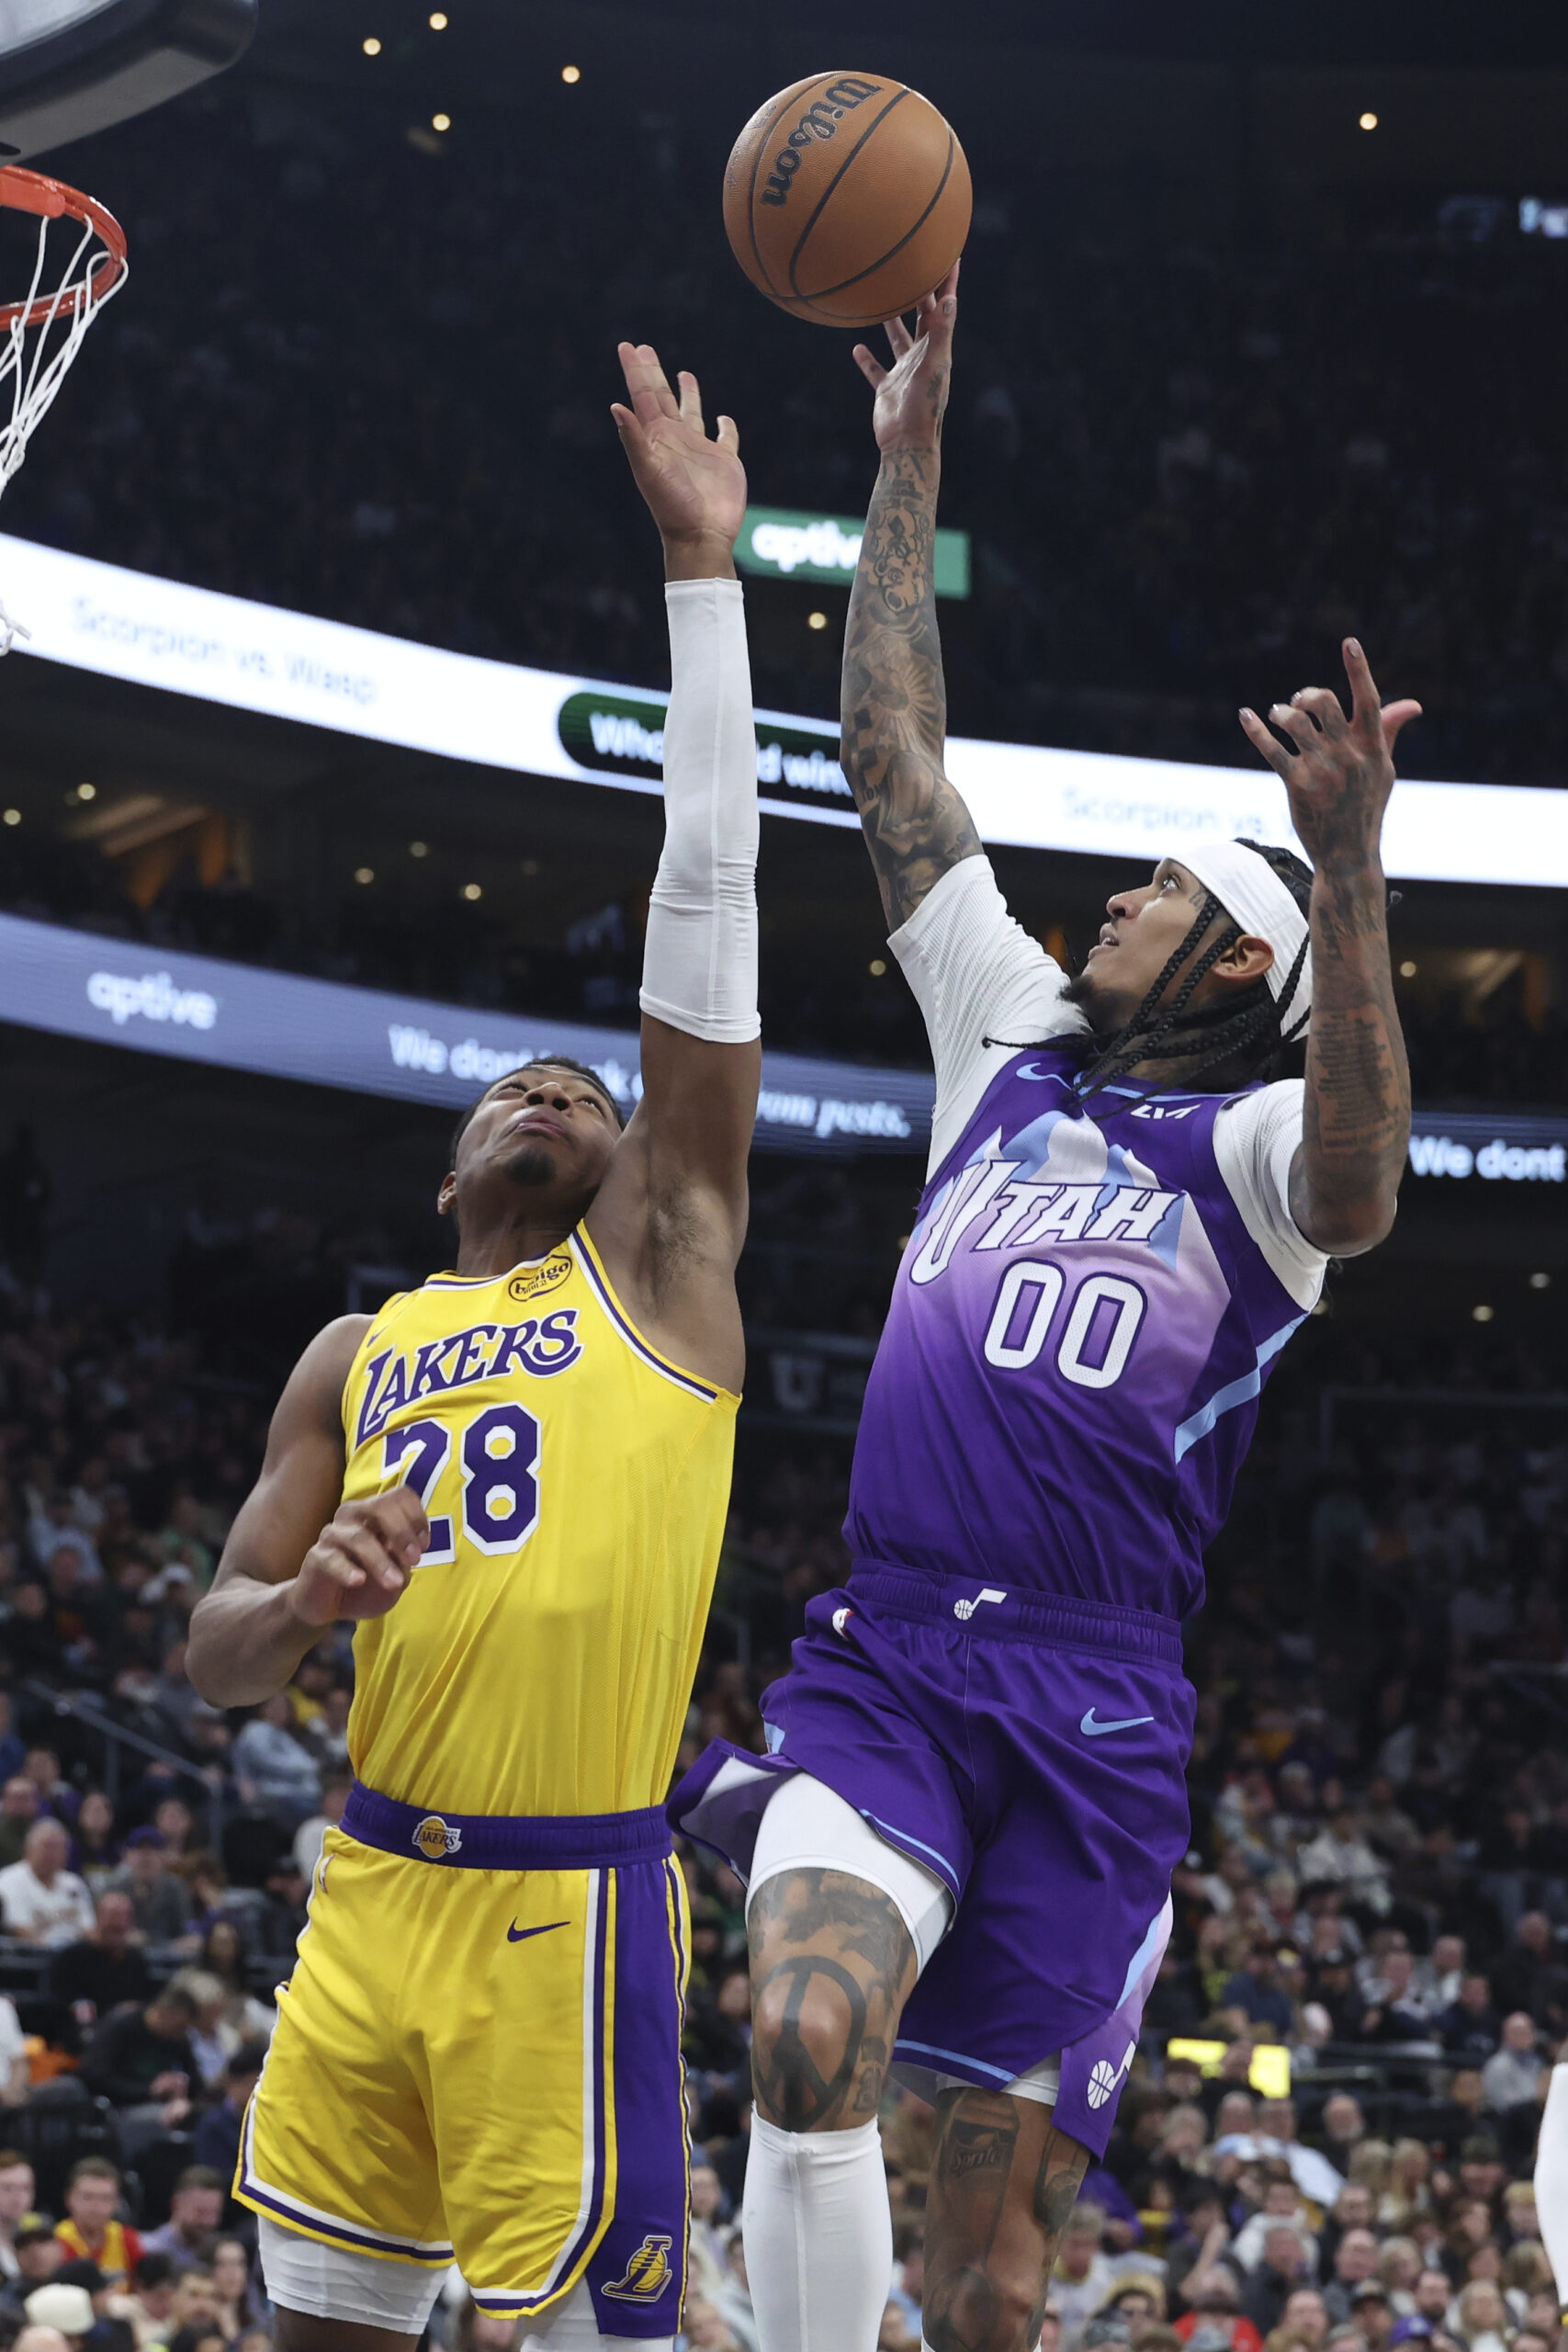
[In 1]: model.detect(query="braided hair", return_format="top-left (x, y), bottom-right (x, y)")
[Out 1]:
top-left (991, 842), bottom-right (1313, 1111)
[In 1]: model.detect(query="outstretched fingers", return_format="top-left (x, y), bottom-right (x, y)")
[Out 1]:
top-left (615, 338), bottom-right (681, 426)
top-left (677, 368), bottom-right (705, 435)
top-left (1238, 705), bottom-right (1293, 778)
top-left (852, 343), bottom-right (889, 390)
top-left (1343, 636), bottom-right (1423, 752)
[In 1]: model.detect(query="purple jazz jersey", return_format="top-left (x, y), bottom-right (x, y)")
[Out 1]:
top-left (671, 1050), bottom-right (1311, 2151)
top-left (849, 1046), bottom-right (1310, 1618)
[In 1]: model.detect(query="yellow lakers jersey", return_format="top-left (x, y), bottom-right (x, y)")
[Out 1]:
top-left (338, 1228), bottom-right (739, 1816)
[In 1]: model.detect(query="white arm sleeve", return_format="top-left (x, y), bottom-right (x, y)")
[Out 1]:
top-left (1538, 2064), bottom-right (1568, 2310)
top-left (888, 856), bottom-right (1087, 1176)
top-left (1212, 1080), bottom-right (1327, 1310)
top-left (638, 577), bottom-right (761, 1046)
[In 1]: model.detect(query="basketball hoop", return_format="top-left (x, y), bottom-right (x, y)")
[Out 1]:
top-left (0, 164), bottom-right (127, 650)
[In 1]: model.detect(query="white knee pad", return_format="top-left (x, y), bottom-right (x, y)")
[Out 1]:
top-left (747, 1770), bottom-right (953, 1975)
top-left (522, 2277), bottom-right (671, 2352)
top-left (259, 2216), bottom-right (450, 2333)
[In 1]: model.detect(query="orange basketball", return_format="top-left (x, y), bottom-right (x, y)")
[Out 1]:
top-left (723, 73), bottom-right (970, 331)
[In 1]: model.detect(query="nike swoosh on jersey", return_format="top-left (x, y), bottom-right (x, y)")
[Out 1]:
top-left (506, 1919), bottom-right (570, 1943)
top-left (1079, 1709), bottom-right (1155, 1737)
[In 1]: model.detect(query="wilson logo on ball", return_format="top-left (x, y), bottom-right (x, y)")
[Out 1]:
top-left (759, 79), bottom-right (883, 208)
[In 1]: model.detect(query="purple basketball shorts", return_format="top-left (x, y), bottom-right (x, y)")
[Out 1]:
top-left (669, 1565), bottom-right (1193, 2156)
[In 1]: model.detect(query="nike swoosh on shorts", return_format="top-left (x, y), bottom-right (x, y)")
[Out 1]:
top-left (506, 1919), bottom-right (570, 1942)
top-left (1079, 1709), bottom-right (1155, 1736)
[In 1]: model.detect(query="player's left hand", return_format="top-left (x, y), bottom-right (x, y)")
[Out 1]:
top-left (612, 343), bottom-right (746, 557)
top-left (1239, 638), bottom-right (1420, 871)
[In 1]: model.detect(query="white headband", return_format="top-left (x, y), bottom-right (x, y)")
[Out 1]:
top-left (1177, 839), bottom-right (1313, 1041)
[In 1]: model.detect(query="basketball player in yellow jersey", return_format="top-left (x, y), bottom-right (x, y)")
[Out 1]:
top-left (187, 343), bottom-right (762, 2352)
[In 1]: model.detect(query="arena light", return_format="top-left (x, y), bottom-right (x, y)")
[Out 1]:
top-left (5, 533), bottom-right (1567, 890)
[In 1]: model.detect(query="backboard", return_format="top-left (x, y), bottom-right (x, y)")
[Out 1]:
top-left (0, 0), bottom-right (257, 159)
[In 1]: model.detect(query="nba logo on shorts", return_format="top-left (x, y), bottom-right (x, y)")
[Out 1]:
top-left (603, 2234), bottom-right (674, 2302)
top-left (412, 1815), bottom-right (463, 1860)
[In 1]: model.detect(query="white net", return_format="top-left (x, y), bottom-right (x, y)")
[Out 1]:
top-left (0, 186), bottom-right (127, 650)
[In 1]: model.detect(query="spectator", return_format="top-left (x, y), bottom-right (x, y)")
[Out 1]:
top-left (289, 1772), bottom-right (351, 1883)
top-left (23, 2282), bottom-right (96, 2340)
top-left (0, 2152), bottom-right (37, 2283)
top-left (194, 1922), bottom-right (272, 2051)
top-left (1441, 1979), bottom-right (1503, 2063)
top-left (188, 2043), bottom-right (265, 2179)
top-left (231, 1695), bottom-right (321, 1828)
top-left (1491, 1917), bottom-right (1568, 2037)
top-left (1480, 2014), bottom-right (1544, 2112)
top-left (1173, 2270), bottom-right (1264, 2352)
top-left (146, 2270), bottom-right (218, 2348)
top-left (1297, 1811), bottom-right (1392, 1917)
top-left (78, 1990), bottom-right (199, 2151)
top-left (0, 1699), bottom-right (22, 1790)
top-left (53, 2164), bottom-right (141, 2289)
top-left (3, 2218), bottom-right (64, 2315)
top-left (207, 2241), bottom-right (262, 2340)
top-left (138, 2174), bottom-right (222, 2272)
top-left (0, 1822), bottom-right (96, 1948)
top-left (1450, 2283), bottom-right (1510, 2352)
top-left (1325, 2235), bottom-right (1383, 2325)
top-left (0, 1994), bottom-right (27, 2105)
top-left (68, 1796), bottom-right (121, 1895)
top-left (48, 1892), bottom-right (152, 2026)
top-left (1280, 2293), bottom-right (1329, 2348)
top-left (1053, 2206), bottom-right (1116, 2347)
top-left (1348, 2281), bottom-right (1395, 2351)
top-left (107, 1834), bottom-right (189, 1948)
top-left (0, 1779), bottom-right (41, 1870)
top-left (1412, 2276), bottom-right (1454, 2328)
top-left (1221, 1945), bottom-right (1296, 2039)
top-left (1242, 2230), bottom-right (1316, 2336)
top-left (122, 2253), bottom-right (179, 2346)
top-left (1317, 2098), bottom-right (1369, 2170)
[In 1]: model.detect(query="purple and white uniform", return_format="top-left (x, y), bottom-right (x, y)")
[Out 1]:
top-left (672, 855), bottom-right (1326, 2152)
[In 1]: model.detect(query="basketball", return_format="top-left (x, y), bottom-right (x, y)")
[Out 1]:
top-left (723, 72), bottom-right (971, 330)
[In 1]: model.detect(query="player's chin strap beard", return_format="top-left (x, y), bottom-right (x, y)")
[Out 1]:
top-left (984, 893), bottom-right (1311, 1119)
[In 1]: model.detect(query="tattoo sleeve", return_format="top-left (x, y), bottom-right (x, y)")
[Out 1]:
top-left (840, 447), bottom-right (983, 930)
top-left (1292, 858), bottom-right (1410, 1252)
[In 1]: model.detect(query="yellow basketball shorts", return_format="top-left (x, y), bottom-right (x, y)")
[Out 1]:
top-left (235, 1789), bottom-right (692, 2332)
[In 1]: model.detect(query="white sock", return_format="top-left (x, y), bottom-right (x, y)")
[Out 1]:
top-left (743, 2112), bottom-right (893, 2352)
top-left (1536, 2063), bottom-right (1568, 2310)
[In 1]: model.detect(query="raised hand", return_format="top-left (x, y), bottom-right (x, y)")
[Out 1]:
top-left (852, 261), bottom-right (959, 456)
top-left (612, 342), bottom-right (746, 563)
top-left (289, 1486), bottom-right (428, 1628)
top-left (1239, 639), bottom-right (1421, 871)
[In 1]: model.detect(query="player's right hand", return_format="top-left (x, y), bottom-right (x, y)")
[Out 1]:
top-left (289, 1487), bottom-right (428, 1627)
top-left (852, 259), bottom-right (959, 456)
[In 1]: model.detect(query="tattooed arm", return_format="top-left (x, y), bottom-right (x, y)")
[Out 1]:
top-left (1240, 639), bottom-right (1421, 1256)
top-left (842, 264), bottom-right (983, 930)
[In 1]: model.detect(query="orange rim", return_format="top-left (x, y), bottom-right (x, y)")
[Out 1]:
top-left (0, 164), bottom-right (127, 330)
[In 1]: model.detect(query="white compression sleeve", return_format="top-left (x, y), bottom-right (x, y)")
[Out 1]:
top-left (744, 2112), bottom-right (893, 2352)
top-left (638, 576), bottom-right (761, 1045)
top-left (1536, 2063), bottom-right (1568, 2310)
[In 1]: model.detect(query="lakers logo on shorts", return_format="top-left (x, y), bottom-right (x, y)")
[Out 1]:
top-left (508, 1254), bottom-right (572, 1304)
top-left (602, 2234), bottom-right (674, 2302)
top-left (412, 1815), bottom-right (463, 1861)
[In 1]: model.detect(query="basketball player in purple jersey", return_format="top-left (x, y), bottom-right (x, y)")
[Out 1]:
top-left (671, 264), bottom-right (1419, 2352)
